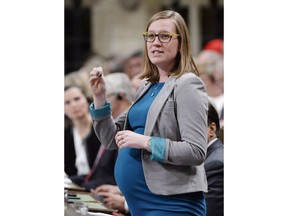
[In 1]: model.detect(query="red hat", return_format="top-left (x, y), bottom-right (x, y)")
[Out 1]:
top-left (203, 39), bottom-right (223, 55)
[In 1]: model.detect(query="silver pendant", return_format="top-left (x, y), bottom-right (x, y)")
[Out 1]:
top-left (151, 92), bottom-right (155, 97)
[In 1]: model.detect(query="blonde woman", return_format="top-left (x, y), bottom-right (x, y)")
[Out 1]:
top-left (64, 85), bottom-right (117, 191)
top-left (89, 10), bottom-right (208, 216)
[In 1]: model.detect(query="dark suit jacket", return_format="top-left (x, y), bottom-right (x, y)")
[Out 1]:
top-left (65, 125), bottom-right (100, 176)
top-left (75, 148), bottom-right (118, 191)
top-left (204, 139), bottom-right (224, 216)
top-left (65, 125), bottom-right (118, 191)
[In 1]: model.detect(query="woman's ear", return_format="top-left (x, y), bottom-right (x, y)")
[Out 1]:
top-left (208, 122), bottom-right (217, 139)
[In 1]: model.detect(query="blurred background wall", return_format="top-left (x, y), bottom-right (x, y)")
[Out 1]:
top-left (65, 0), bottom-right (223, 75)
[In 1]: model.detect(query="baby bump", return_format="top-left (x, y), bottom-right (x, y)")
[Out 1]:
top-left (114, 147), bottom-right (146, 196)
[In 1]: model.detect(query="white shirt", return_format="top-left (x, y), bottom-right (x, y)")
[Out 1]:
top-left (208, 137), bottom-right (218, 148)
top-left (73, 127), bottom-right (90, 175)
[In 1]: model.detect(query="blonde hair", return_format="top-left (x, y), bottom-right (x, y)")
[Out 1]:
top-left (64, 71), bottom-right (92, 100)
top-left (140, 10), bottom-right (199, 83)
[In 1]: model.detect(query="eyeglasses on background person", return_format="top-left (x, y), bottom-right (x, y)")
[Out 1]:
top-left (142, 32), bottom-right (180, 43)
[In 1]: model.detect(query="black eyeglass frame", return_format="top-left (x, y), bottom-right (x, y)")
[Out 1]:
top-left (142, 32), bottom-right (180, 43)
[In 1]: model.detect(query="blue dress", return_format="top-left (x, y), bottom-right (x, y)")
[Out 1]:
top-left (114, 82), bottom-right (206, 216)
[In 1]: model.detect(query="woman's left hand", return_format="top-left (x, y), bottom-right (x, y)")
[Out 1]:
top-left (115, 130), bottom-right (151, 150)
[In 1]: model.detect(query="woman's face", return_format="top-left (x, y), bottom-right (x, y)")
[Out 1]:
top-left (64, 87), bottom-right (88, 120)
top-left (146, 18), bottom-right (180, 72)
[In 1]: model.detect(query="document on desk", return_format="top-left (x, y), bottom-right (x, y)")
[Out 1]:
top-left (67, 192), bottom-right (114, 214)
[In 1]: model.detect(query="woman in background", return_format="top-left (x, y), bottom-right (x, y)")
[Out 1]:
top-left (65, 85), bottom-right (117, 191)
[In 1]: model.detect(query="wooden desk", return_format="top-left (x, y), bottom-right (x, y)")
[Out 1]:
top-left (65, 189), bottom-right (118, 215)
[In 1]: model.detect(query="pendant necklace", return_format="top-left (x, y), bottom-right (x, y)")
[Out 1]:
top-left (150, 85), bottom-right (159, 97)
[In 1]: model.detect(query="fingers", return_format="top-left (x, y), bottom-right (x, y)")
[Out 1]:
top-left (95, 185), bottom-right (110, 193)
top-left (115, 132), bottom-right (126, 149)
top-left (98, 192), bottom-right (113, 208)
top-left (115, 133), bottom-right (124, 144)
top-left (115, 131), bottom-right (130, 141)
top-left (97, 191), bottom-right (110, 197)
top-left (101, 194), bottom-right (121, 210)
top-left (90, 188), bottom-right (96, 194)
top-left (90, 66), bottom-right (103, 77)
top-left (89, 67), bottom-right (103, 86)
top-left (118, 140), bottom-right (126, 149)
top-left (115, 131), bottom-right (136, 149)
top-left (118, 137), bottom-right (125, 149)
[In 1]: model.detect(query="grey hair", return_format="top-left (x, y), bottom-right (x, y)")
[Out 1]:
top-left (105, 72), bottom-right (135, 103)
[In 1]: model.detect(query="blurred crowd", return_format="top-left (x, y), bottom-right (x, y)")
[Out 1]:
top-left (65, 38), bottom-right (224, 129)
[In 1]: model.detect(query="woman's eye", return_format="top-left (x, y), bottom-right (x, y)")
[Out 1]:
top-left (148, 34), bottom-right (155, 39)
top-left (161, 34), bottom-right (170, 39)
top-left (74, 96), bottom-right (81, 102)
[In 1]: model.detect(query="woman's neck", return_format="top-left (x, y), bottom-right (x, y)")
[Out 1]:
top-left (157, 68), bottom-right (169, 82)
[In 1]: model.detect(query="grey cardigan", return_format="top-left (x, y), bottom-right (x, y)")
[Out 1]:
top-left (90, 73), bottom-right (208, 195)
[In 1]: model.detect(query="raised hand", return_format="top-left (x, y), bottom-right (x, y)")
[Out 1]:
top-left (89, 66), bottom-right (107, 108)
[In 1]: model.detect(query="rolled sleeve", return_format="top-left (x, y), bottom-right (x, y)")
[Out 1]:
top-left (150, 137), bottom-right (166, 162)
top-left (89, 101), bottom-right (112, 120)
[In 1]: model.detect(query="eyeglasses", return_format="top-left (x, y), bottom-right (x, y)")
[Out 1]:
top-left (142, 32), bottom-right (180, 43)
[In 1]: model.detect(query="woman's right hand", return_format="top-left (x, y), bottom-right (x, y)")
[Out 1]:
top-left (89, 66), bottom-right (107, 108)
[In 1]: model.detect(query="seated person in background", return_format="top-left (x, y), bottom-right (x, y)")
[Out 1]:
top-left (196, 50), bottom-right (224, 128)
top-left (204, 103), bottom-right (224, 216)
top-left (91, 185), bottom-right (130, 215)
top-left (104, 72), bottom-right (135, 118)
top-left (65, 85), bottom-right (117, 191)
top-left (131, 73), bottom-right (143, 94)
top-left (123, 50), bottom-right (144, 80)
